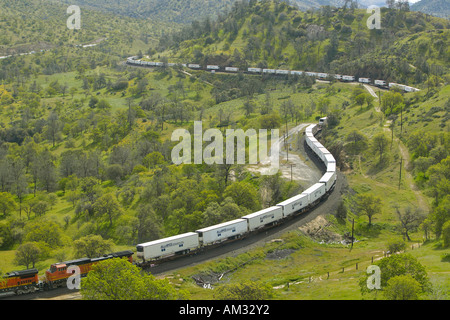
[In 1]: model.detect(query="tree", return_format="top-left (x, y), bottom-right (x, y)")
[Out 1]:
top-left (14, 242), bottom-right (41, 269)
top-left (359, 254), bottom-right (430, 296)
top-left (81, 258), bottom-right (187, 300)
top-left (443, 220), bottom-right (450, 248)
top-left (24, 220), bottom-right (65, 247)
top-left (93, 193), bottom-right (123, 228)
top-left (213, 281), bottom-right (275, 300)
top-left (73, 235), bottom-right (114, 258)
top-left (371, 133), bottom-right (390, 163)
top-left (224, 181), bottom-right (260, 211)
top-left (383, 275), bottom-right (422, 300)
top-left (346, 130), bottom-right (367, 154)
top-left (356, 193), bottom-right (382, 226)
top-left (395, 206), bottom-right (425, 241)
top-left (46, 111), bottom-right (61, 147)
top-left (0, 192), bottom-right (17, 217)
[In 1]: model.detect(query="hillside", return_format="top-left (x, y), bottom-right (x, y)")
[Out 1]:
top-left (156, 0), bottom-right (449, 87)
top-left (411, 0), bottom-right (450, 19)
top-left (52, 0), bottom-right (236, 24)
top-left (0, 0), bottom-right (448, 301)
top-left (0, 0), bottom-right (171, 57)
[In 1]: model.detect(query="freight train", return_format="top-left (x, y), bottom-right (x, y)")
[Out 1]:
top-left (1, 119), bottom-right (333, 297)
top-left (126, 57), bottom-right (421, 93)
top-left (136, 120), bottom-right (336, 264)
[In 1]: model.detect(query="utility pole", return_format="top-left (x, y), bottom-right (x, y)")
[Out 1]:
top-left (289, 163), bottom-right (296, 182)
top-left (351, 218), bottom-right (355, 250)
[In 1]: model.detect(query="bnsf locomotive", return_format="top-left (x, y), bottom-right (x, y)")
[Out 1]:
top-left (0, 250), bottom-right (133, 296)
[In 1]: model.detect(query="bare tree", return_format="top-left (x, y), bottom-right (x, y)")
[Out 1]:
top-left (395, 206), bottom-right (425, 241)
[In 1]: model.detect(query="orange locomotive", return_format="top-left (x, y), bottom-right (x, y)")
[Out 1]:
top-left (45, 250), bottom-right (134, 289)
top-left (0, 269), bottom-right (40, 295)
top-left (0, 250), bottom-right (134, 295)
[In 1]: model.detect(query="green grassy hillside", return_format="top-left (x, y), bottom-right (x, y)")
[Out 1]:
top-left (156, 1), bottom-right (449, 87)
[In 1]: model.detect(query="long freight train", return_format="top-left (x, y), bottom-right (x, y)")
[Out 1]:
top-left (136, 120), bottom-right (336, 264)
top-left (126, 57), bottom-right (421, 93)
top-left (2, 120), bottom-right (334, 296)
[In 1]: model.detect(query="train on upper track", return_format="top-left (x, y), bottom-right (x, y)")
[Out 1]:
top-left (126, 57), bottom-right (421, 93)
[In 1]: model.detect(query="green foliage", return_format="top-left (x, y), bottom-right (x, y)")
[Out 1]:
top-left (355, 193), bottom-right (383, 226)
top-left (213, 280), bottom-right (275, 300)
top-left (14, 242), bottom-right (41, 269)
top-left (73, 234), bottom-right (114, 258)
top-left (359, 253), bottom-right (430, 296)
top-left (81, 258), bottom-right (188, 300)
top-left (383, 274), bottom-right (422, 300)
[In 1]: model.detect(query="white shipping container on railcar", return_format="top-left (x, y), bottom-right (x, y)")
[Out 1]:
top-left (196, 219), bottom-right (248, 246)
top-left (276, 69), bottom-right (290, 75)
top-left (207, 65), bottom-right (220, 70)
top-left (324, 154), bottom-right (336, 167)
top-left (317, 147), bottom-right (330, 163)
top-left (188, 64), bottom-right (201, 69)
top-left (291, 71), bottom-right (303, 76)
top-left (374, 80), bottom-right (387, 86)
top-left (136, 232), bottom-right (199, 260)
top-left (327, 162), bottom-right (336, 173)
top-left (358, 78), bottom-right (371, 84)
top-left (277, 193), bottom-right (309, 217)
top-left (305, 124), bottom-right (316, 136)
top-left (242, 206), bottom-right (283, 231)
top-left (342, 75), bottom-right (355, 81)
top-left (248, 67), bottom-right (262, 73)
top-left (302, 183), bottom-right (326, 204)
top-left (320, 172), bottom-right (337, 193)
top-left (306, 136), bottom-right (318, 150)
top-left (225, 67), bottom-right (239, 72)
top-left (317, 73), bottom-right (328, 79)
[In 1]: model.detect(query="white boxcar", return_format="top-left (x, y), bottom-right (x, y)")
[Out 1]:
top-left (242, 206), bottom-right (283, 231)
top-left (374, 80), bottom-right (387, 86)
top-left (225, 67), bottom-right (239, 72)
top-left (276, 69), bottom-right (290, 75)
top-left (263, 69), bottom-right (276, 74)
top-left (291, 71), bottom-right (303, 76)
top-left (188, 64), bottom-right (201, 69)
top-left (136, 232), bottom-right (199, 260)
top-left (358, 78), bottom-right (371, 84)
top-left (277, 193), bottom-right (309, 217)
top-left (302, 183), bottom-right (326, 204)
top-left (306, 72), bottom-right (317, 77)
top-left (306, 136), bottom-right (318, 150)
top-left (320, 172), bottom-right (337, 192)
top-left (196, 219), bottom-right (248, 245)
top-left (334, 74), bottom-right (342, 80)
top-left (327, 162), bottom-right (336, 173)
top-left (342, 75), bottom-right (355, 81)
top-left (248, 67), bottom-right (262, 73)
top-left (207, 65), bottom-right (220, 70)
top-left (317, 73), bottom-right (328, 79)
top-left (305, 124), bottom-right (316, 136)
top-left (324, 154), bottom-right (336, 167)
